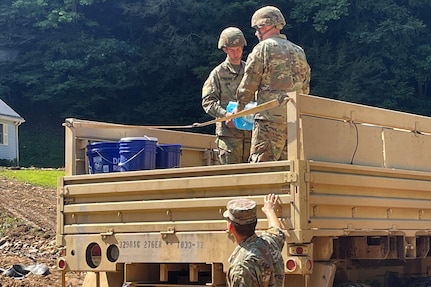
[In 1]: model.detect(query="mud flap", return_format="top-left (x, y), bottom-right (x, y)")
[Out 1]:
top-left (82, 271), bottom-right (124, 287)
top-left (310, 262), bottom-right (336, 287)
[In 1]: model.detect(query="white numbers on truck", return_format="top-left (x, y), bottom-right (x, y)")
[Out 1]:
top-left (119, 240), bottom-right (162, 249)
top-left (143, 240), bottom-right (162, 249)
top-left (177, 241), bottom-right (204, 249)
top-left (119, 240), bottom-right (141, 249)
top-left (118, 240), bottom-right (204, 250)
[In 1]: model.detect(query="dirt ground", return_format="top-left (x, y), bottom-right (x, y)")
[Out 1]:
top-left (0, 176), bottom-right (85, 287)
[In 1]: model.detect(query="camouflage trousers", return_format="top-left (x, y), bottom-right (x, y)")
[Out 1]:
top-left (249, 120), bottom-right (288, 163)
top-left (216, 136), bottom-right (251, 164)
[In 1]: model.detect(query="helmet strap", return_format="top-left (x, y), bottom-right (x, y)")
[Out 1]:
top-left (257, 25), bottom-right (276, 41)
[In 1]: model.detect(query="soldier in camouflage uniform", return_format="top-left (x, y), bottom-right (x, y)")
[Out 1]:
top-left (224, 194), bottom-right (286, 287)
top-left (235, 6), bottom-right (311, 162)
top-left (202, 27), bottom-right (251, 164)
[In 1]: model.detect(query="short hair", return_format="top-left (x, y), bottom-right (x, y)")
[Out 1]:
top-left (229, 219), bottom-right (257, 237)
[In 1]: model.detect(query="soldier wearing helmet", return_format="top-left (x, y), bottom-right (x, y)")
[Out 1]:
top-left (235, 6), bottom-right (311, 163)
top-left (217, 27), bottom-right (247, 50)
top-left (202, 27), bottom-right (251, 164)
top-left (252, 6), bottom-right (286, 29)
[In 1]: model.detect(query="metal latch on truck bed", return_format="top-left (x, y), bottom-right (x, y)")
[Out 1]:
top-left (100, 229), bottom-right (114, 238)
top-left (287, 172), bottom-right (297, 182)
top-left (160, 227), bottom-right (176, 239)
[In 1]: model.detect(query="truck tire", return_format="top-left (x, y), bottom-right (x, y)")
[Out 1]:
top-left (407, 278), bottom-right (431, 287)
top-left (335, 283), bottom-right (372, 287)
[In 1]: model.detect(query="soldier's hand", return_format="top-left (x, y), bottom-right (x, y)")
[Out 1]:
top-left (225, 113), bottom-right (235, 128)
top-left (262, 194), bottom-right (278, 214)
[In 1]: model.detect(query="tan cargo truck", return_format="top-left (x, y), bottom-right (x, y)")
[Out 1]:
top-left (56, 92), bottom-right (431, 287)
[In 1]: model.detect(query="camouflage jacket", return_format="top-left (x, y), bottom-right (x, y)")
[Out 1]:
top-left (236, 34), bottom-right (311, 123)
top-left (227, 227), bottom-right (286, 287)
top-left (202, 58), bottom-right (249, 137)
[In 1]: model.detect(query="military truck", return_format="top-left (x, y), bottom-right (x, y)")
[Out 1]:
top-left (56, 92), bottom-right (431, 287)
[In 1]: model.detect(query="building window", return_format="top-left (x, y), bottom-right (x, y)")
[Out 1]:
top-left (0, 123), bottom-right (7, 145)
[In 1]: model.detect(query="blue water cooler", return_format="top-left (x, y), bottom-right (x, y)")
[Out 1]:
top-left (226, 101), bottom-right (257, 131)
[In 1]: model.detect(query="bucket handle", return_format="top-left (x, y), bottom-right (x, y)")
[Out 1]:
top-left (118, 147), bottom-right (147, 167)
top-left (143, 135), bottom-right (157, 141)
top-left (94, 150), bottom-right (117, 165)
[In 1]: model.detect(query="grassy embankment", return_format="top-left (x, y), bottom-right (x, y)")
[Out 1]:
top-left (0, 167), bottom-right (64, 189)
top-left (0, 167), bottom-right (64, 234)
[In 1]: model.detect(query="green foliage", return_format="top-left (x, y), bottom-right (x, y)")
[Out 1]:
top-left (0, 158), bottom-right (18, 167)
top-left (302, 0), bottom-right (431, 115)
top-left (0, 0), bottom-right (431, 166)
top-left (19, 118), bottom-right (64, 168)
top-left (412, 44), bottom-right (431, 99)
top-left (0, 167), bottom-right (64, 189)
top-left (0, 215), bottom-right (23, 235)
top-left (290, 0), bottom-right (350, 32)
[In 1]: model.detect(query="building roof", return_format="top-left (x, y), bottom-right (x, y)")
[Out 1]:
top-left (0, 98), bottom-right (25, 123)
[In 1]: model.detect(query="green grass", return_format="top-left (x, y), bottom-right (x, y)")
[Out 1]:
top-left (0, 215), bottom-right (22, 234)
top-left (0, 167), bottom-right (64, 189)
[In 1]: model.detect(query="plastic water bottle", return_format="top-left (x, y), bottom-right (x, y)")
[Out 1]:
top-left (226, 101), bottom-right (257, 131)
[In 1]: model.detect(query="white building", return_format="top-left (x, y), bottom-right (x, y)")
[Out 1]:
top-left (0, 99), bottom-right (25, 164)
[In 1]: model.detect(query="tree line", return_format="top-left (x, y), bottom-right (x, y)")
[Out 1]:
top-left (0, 0), bottom-right (430, 167)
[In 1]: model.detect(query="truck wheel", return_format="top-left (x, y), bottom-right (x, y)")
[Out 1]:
top-left (385, 271), bottom-right (404, 287)
top-left (407, 278), bottom-right (431, 287)
top-left (335, 282), bottom-right (372, 287)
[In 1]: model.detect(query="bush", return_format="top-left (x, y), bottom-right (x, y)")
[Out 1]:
top-left (0, 158), bottom-right (18, 167)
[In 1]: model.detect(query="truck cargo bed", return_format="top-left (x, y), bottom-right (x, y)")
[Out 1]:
top-left (57, 92), bottom-right (431, 287)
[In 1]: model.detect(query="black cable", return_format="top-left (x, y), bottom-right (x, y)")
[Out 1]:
top-left (350, 121), bottom-right (359, 164)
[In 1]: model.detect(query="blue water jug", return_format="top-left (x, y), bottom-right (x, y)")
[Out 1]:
top-left (226, 101), bottom-right (257, 131)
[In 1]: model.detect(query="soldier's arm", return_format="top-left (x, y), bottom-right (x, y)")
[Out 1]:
top-left (261, 193), bottom-right (281, 229)
top-left (236, 46), bottom-right (263, 111)
top-left (202, 69), bottom-right (226, 118)
top-left (300, 53), bottom-right (311, 94)
top-left (262, 194), bottom-right (286, 249)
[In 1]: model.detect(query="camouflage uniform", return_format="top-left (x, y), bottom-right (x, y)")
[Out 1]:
top-left (223, 198), bottom-right (286, 287)
top-left (202, 27), bottom-right (251, 164)
top-left (236, 6), bottom-right (311, 163)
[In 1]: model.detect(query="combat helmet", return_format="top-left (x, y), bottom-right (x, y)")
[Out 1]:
top-left (251, 6), bottom-right (286, 30)
top-left (218, 27), bottom-right (247, 49)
